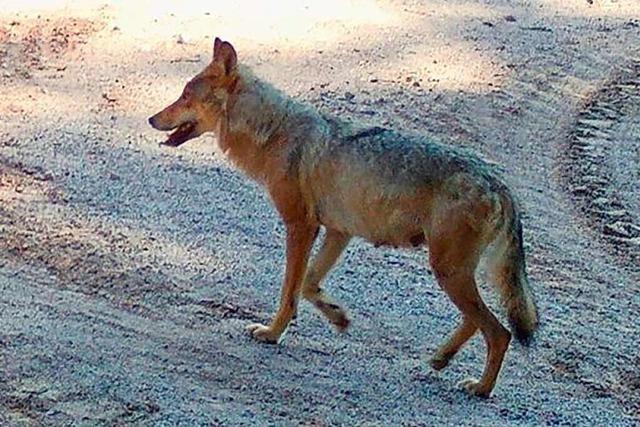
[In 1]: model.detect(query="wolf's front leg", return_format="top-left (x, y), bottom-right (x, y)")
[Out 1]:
top-left (246, 222), bottom-right (318, 344)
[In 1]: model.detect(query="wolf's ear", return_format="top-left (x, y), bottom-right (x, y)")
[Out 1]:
top-left (213, 37), bottom-right (237, 74)
top-left (213, 37), bottom-right (223, 57)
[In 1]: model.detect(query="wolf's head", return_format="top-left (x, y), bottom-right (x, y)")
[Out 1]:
top-left (148, 38), bottom-right (238, 146)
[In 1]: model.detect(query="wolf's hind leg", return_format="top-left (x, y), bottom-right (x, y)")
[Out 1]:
top-left (427, 195), bottom-right (511, 397)
top-left (302, 228), bottom-right (351, 331)
top-left (428, 232), bottom-right (510, 397)
top-left (437, 274), bottom-right (510, 398)
top-left (430, 315), bottom-right (477, 370)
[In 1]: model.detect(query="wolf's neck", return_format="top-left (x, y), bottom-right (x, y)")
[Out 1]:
top-left (215, 67), bottom-right (293, 182)
top-left (219, 67), bottom-right (331, 184)
top-left (226, 66), bottom-right (292, 147)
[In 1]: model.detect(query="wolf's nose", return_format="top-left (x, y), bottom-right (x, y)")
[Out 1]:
top-left (148, 116), bottom-right (156, 128)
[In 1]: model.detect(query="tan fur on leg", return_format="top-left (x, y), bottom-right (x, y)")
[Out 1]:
top-left (302, 229), bottom-right (351, 331)
top-left (246, 223), bottom-right (318, 343)
top-left (430, 316), bottom-right (477, 370)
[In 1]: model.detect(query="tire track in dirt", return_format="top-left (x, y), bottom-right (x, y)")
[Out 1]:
top-left (554, 58), bottom-right (640, 417)
top-left (561, 57), bottom-right (640, 273)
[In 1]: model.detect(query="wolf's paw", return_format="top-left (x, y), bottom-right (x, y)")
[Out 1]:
top-left (429, 353), bottom-right (452, 371)
top-left (332, 312), bottom-right (350, 332)
top-left (245, 323), bottom-right (281, 344)
top-left (457, 377), bottom-right (491, 398)
top-left (314, 300), bottom-right (350, 332)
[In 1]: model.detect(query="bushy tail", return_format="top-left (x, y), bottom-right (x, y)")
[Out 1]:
top-left (488, 189), bottom-right (539, 345)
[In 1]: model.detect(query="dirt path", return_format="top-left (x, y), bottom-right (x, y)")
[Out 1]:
top-left (1, 1), bottom-right (639, 425)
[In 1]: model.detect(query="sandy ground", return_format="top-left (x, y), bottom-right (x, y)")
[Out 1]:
top-left (1, 0), bottom-right (639, 425)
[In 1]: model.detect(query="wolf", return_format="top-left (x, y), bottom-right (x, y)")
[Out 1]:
top-left (148, 38), bottom-right (539, 397)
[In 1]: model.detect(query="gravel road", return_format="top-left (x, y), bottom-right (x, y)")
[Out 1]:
top-left (1, 1), bottom-right (639, 425)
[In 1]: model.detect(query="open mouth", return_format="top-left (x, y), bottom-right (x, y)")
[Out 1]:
top-left (162, 121), bottom-right (196, 147)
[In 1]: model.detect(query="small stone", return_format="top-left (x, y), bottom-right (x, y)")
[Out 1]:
top-left (571, 185), bottom-right (589, 195)
top-left (604, 209), bottom-right (628, 218)
top-left (604, 222), bottom-right (633, 238)
top-left (592, 197), bottom-right (609, 206)
top-left (623, 237), bottom-right (640, 247)
top-left (577, 118), bottom-right (613, 129)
